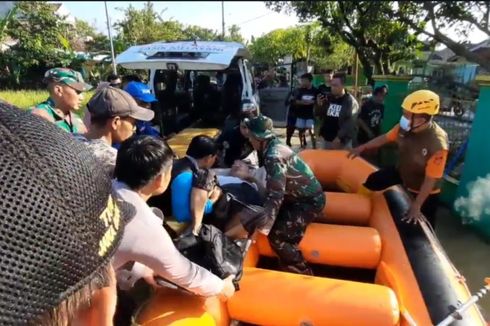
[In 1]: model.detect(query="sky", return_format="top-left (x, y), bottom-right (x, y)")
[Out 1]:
top-left (58, 1), bottom-right (488, 47)
top-left (59, 1), bottom-right (300, 42)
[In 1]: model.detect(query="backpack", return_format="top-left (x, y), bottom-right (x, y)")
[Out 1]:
top-left (174, 224), bottom-right (249, 290)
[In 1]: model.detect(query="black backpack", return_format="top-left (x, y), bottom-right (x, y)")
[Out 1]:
top-left (174, 224), bottom-right (250, 290)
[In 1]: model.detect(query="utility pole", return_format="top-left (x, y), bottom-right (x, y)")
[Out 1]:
top-left (104, 1), bottom-right (117, 75)
top-left (221, 1), bottom-right (225, 40)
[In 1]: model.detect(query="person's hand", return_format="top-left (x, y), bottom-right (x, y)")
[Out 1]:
top-left (192, 223), bottom-right (202, 236)
top-left (209, 186), bottom-right (222, 203)
top-left (316, 94), bottom-right (325, 106)
top-left (348, 145), bottom-right (366, 159)
top-left (219, 275), bottom-right (236, 301)
top-left (402, 204), bottom-right (424, 225)
top-left (231, 161), bottom-right (251, 180)
top-left (330, 137), bottom-right (343, 149)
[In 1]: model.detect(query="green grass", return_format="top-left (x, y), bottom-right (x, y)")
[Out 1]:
top-left (0, 90), bottom-right (94, 111)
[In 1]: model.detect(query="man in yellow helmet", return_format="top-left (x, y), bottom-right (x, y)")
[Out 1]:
top-left (349, 90), bottom-right (449, 228)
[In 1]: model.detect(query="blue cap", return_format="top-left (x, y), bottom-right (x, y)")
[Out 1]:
top-left (124, 81), bottom-right (157, 103)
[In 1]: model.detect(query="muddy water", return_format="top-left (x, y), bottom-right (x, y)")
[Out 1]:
top-left (436, 208), bottom-right (490, 321)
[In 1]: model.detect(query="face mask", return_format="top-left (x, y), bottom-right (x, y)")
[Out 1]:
top-left (399, 116), bottom-right (411, 131)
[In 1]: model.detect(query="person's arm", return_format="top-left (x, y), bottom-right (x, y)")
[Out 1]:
top-left (257, 157), bottom-right (287, 235)
top-left (348, 125), bottom-right (399, 158)
top-left (190, 169), bottom-right (218, 235)
top-left (357, 101), bottom-right (375, 138)
top-left (118, 212), bottom-right (227, 297)
top-left (404, 150), bottom-right (448, 224)
top-left (190, 187), bottom-right (210, 235)
top-left (358, 119), bottom-right (375, 139)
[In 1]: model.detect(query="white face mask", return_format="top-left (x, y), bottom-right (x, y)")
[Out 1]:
top-left (399, 116), bottom-right (411, 131)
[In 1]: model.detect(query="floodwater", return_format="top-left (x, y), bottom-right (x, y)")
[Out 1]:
top-left (274, 127), bottom-right (490, 321)
top-left (437, 208), bottom-right (490, 320)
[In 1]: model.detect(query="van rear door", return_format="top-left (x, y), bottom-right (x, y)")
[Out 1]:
top-left (116, 41), bottom-right (250, 71)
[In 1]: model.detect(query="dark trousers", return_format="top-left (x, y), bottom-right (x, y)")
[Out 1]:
top-left (267, 200), bottom-right (323, 273)
top-left (363, 166), bottom-right (439, 228)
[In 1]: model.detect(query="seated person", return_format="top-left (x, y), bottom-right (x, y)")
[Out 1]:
top-left (112, 135), bottom-right (235, 299)
top-left (0, 100), bottom-right (129, 325)
top-left (75, 86), bottom-right (154, 176)
top-left (214, 160), bottom-right (267, 198)
top-left (150, 135), bottom-right (262, 237)
top-left (164, 136), bottom-right (223, 235)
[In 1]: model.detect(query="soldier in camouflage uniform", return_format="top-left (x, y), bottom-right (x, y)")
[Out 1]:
top-left (244, 115), bottom-right (326, 275)
top-left (30, 68), bottom-right (92, 133)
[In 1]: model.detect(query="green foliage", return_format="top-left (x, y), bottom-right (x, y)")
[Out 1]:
top-left (266, 1), bottom-right (423, 84)
top-left (394, 1), bottom-right (490, 72)
top-left (224, 24), bottom-right (245, 44)
top-left (249, 27), bottom-right (307, 65)
top-left (249, 23), bottom-right (353, 70)
top-left (114, 2), bottom-right (246, 47)
top-left (0, 2), bottom-right (77, 88)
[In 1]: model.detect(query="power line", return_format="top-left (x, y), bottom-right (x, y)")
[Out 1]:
top-left (237, 12), bottom-right (272, 26)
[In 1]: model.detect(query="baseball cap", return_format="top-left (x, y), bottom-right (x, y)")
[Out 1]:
top-left (43, 67), bottom-right (93, 92)
top-left (87, 86), bottom-right (155, 121)
top-left (0, 100), bottom-right (134, 324)
top-left (124, 81), bottom-right (158, 103)
top-left (244, 114), bottom-right (275, 140)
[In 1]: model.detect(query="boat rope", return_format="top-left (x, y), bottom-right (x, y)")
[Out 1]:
top-left (417, 215), bottom-right (464, 280)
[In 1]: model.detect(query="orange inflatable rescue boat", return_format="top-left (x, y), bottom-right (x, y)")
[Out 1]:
top-left (133, 149), bottom-right (486, 326)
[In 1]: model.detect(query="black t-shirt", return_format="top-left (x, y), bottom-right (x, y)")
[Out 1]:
top-left (215, 125), bottom-right (253, 167)
top-left (294, 87), bottom-right (318, 120)
top-left (320, 92), bottom-right (358, 142)
top-left (359, 98), bottom-right (384, 133)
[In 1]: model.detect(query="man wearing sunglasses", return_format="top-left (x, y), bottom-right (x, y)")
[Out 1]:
top-left (30, 68), bottom-right (92, 133)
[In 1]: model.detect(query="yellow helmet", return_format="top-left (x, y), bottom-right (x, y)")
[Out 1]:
top-left (401, 90), bottom-right (440, 115)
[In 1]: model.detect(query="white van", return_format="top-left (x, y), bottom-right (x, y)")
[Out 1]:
top-left (116, 41), bottom-right (259, 131)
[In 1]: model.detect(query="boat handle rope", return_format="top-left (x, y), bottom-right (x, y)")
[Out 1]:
top-left (418, 215), bottom-right (464, 280)
top-left (435, 278), bottom-right (490, 326)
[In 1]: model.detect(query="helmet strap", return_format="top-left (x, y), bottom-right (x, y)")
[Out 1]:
top-left (409, 115), bottom-right (431, 133)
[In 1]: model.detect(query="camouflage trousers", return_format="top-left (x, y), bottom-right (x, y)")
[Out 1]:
top-left (268, 196), bottom-right (325, 274)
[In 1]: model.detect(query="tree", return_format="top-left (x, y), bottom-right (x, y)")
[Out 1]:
top-left (114, 1), bottom-right (242, 47)
top-left (224, 24), bottom-right (245, 44)
top-left (0, 1), bottom-right (76, 88)
top-left (249, 23), bottom-right (353, 70)
top-left (393, 1), bottom-right (490, 72)
top-left (249, 27), bottom-right (307, 66)
top-left (310, 29), bottom-right (354, 71)
top-left (266, 1), bottom-right (422, 84)
top-left (183, 24), bottom-right (219, 41)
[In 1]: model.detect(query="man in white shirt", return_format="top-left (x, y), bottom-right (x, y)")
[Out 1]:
top-left (111, 135), bottom-right (235, 316)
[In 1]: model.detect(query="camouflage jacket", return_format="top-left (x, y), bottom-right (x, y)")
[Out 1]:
top-left (261, 137), bottom-right (325, 224)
